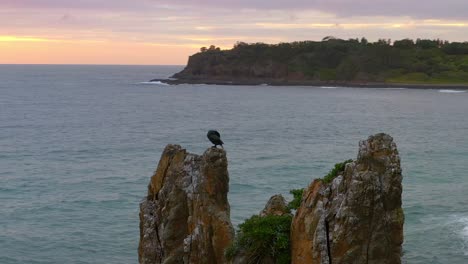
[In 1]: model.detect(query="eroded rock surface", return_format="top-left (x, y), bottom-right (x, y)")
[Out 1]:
top-left (291, 133), bottom-right (404, 264)
top-left (259, 194), bottom-right (290, 217)
top-left (139, 145), bottom-right (234, 264)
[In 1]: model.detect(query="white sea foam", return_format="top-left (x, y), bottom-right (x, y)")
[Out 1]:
top-left (460, 216), bottom-right (468, 255)
top-left (320, 86), bottom-right (338, 89)
top-left (138, 81), bottom-right (170, 86)
top-left (427, 214), bottom-right (468, 256)
top-left (438, 89), bottom-right (466, 93)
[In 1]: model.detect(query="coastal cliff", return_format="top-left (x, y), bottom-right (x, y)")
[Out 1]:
top-left (138, 145), bottom-right (234, 264)
top-left (291, 133), bottom-right (404, 264)
top-left (158, 39), bottom-right (468, 88)
top-left (139, 133), bottom-right (404, 263)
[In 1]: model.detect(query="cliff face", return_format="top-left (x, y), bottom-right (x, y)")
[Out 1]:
top-left (172, 51), bottom-right (291, 82)
top-left (291, 133), bottom-right (404, 264)
top-left (138, 145), bottom-right (234, 264)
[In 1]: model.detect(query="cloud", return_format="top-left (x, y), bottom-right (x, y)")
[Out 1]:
top-left (0, 0), bottom-right (148, 10)
top-left (146, 0), bottom-right (468, 20)
top-left (2, 0), bottom-right (467, 20)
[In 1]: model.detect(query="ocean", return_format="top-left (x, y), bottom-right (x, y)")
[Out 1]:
top-left (1, 65), bottom-right (467, 263)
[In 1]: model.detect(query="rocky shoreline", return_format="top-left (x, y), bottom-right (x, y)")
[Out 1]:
top-left (149, 78), bottom-right (468, 90)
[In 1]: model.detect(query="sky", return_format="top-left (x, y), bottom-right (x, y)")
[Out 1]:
top-left (1, 0), bottom-right (468, 65)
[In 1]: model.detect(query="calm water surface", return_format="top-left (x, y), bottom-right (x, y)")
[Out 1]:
top-left (1, 65), bottom-right (467, 263)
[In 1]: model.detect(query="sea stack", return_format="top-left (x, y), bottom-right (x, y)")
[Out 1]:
top-left (291, 133), bottom-right (404, 264)
top-left (138, 145), bottom-right (234, 264)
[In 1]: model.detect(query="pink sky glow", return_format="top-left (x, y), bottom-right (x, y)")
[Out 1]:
top-left (1, 0), bottom-right (468, 64)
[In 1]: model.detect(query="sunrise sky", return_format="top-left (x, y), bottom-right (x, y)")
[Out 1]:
top-left (1, 0), bottom-right (468, 65)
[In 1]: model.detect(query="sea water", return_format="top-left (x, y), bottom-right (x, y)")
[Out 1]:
top-left (1, 65), bottom-right (467, 263)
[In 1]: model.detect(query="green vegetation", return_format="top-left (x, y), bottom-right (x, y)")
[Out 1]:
top-left (224, 159), bottom-right (355, 262)
top-left (226, 214), bottom-right (292, 264)
top-left (287, 189), bottom-right (304, 210)
top-left (191, 37), bottom-right (468, 84)
top-left (323, 159), bottom-right (353, 183)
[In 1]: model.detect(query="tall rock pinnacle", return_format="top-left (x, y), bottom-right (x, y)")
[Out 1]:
top-left (138, 145), bottom-right (234, 264)
top-left (291, 133), bottom-right (404, 264)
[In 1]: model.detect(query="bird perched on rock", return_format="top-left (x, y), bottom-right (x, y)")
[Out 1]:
top-left (207, 130), bottom-right (224, 148)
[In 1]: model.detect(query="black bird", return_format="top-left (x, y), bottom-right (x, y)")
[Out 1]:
top-left (207, 130), bottom-right (224, 148)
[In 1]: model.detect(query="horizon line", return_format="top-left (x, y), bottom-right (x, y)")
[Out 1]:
top-left (0, 63), bottom-right (185, 66)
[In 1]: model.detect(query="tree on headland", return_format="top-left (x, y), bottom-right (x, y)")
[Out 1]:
top-left (200, 45), bottom-right (221, 52)
top-left (393, 39), bottom-right (414, 49)
top-left (322, 36), bottom-right (337, 41)
top-left (360, 37), bottom-right (368, 45)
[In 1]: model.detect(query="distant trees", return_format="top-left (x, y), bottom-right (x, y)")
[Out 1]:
top-left (376, 39), bottom-right (391, 46)
top-left (415, 38), bottom-right (440, 49)
top-left (393, 39), bottom-right (414, 49)
top-left (233, 41), bottom-right (248, 49)
top-left (194, 37), bottom-right (468, 84)
top-left (442, 42), bottom-right (468, 54)
top-left (360, 37), bottom-right (368, 45)
top-left (322, 36), bottom-right (337, 41)
top-left (200, 45), bottom-right (221, 53)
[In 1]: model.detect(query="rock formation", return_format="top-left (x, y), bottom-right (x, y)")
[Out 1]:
top-left (259, 194), bottom-right (290, 217)
top-left (139, 145), bottom-right (234, 264)
top-left (139, 134), bottom-right (404, 264)
top-left (291, 133), bottom-right (404, 264)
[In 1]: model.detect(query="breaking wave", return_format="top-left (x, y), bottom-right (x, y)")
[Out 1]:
top-left (438, 89), bottom-right (466, 93)
top-left (460, 216), bottom-right (468, 255)
top-left (138, 81), bottom-right (170, 86)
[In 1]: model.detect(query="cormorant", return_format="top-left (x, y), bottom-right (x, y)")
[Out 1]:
top-left (207, 130), bottom-right (224, 148)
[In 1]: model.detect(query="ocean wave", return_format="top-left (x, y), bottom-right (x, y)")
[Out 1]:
top-left (460, 216), bottom-right (468, 255)
top-left (438, 89), bottom-right (466, 93)
top-left (424, 214), bottom-right (468, 256)
top-left (319, 86), bottom-right (338, 89)
top-left (138, 81), bottom-right (169, 86)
